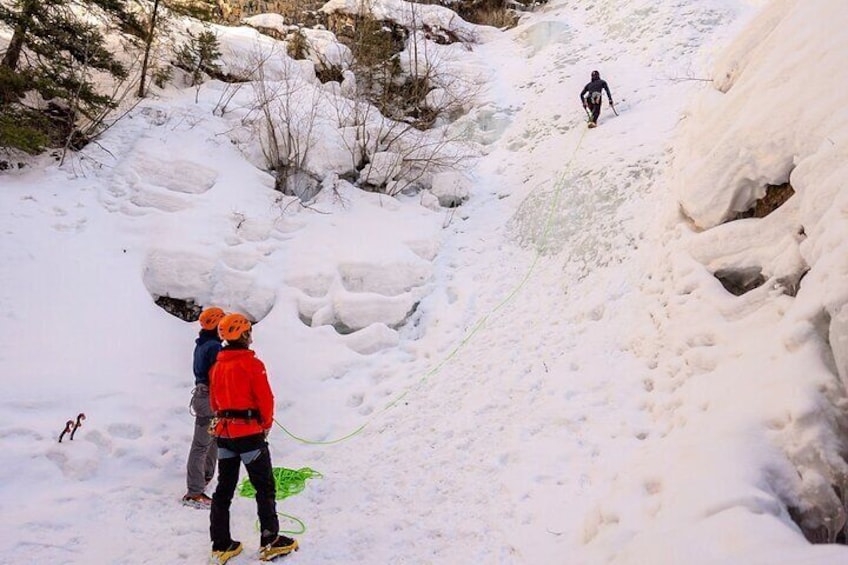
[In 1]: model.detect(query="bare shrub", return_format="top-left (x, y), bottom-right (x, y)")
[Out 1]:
top-left (329, 85), bottom-right (471, 196)
top-left (348, 5), bottom-right (405, 115)
top-left (319, 2), bottom-right (479, 195)
top-left (315, 62), bottom-right (345, 84)
top-left (244, 45), bottom-right (322, 200)
top-left (286, 29), bottom-right (310, 60)
top-left (371, 115), bottom-right (469, 195)
top-left (340, 2), bottom-right (479, 128)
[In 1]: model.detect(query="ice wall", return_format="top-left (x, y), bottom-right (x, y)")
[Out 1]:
top-left (670, 0), bottom-right (848, 544)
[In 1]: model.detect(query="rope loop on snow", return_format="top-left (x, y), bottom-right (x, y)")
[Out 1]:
top-left (238, 467), bottom-right (322, 535)
top-left (238, 466), bottom-right (322, 500)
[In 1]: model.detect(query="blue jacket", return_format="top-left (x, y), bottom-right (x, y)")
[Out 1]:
top-left (193, 330), bottom-right (222, 386)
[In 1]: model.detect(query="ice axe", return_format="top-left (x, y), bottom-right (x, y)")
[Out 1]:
top-left (70, 413), bottom-right (85, 440)
top-left (58, 420), bottom-right (74, 443)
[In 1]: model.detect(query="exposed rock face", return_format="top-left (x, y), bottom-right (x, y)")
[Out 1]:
top-left (222, 0), bottom-right (476, 44)
top-left (217, 0), bottom-right (326, 25)
top-left (731, 182), bottom-right (795, 220)
top-left (218, 0), bottom-right (546, 29)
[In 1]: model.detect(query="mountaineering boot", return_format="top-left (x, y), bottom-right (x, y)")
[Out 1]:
top-left (182, 492), bottom-right (212, 508)
top-left (587, 121), bottom-right (597, 128)
top-left (259, 535), bottom-right (299, 561)
top-left (210, 541), bottom-right (243, 564)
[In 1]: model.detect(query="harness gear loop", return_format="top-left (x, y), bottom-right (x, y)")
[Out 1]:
top-left (207, 417), bottom-right (220, 437)
top-left (216, 409), bottom-right (260, 421)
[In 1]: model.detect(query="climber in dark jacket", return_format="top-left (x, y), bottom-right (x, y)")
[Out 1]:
top-left (580, 70), bottom-right (614, 127)
top-left (183, 306), bottom-right (225, 507)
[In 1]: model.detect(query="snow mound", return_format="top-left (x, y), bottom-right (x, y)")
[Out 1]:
top-left (674, 0), bottom-right (848, 228)
top-left (142, 248), bottom-right (277, 321)
top-left (605, 0), bottom-right (848, 555)
top-left (132, 155), bottom-right (218, 195)
top-left (430, 171), bottom-right (471, 207)
top-left (243, 14), bottom-right (353, 69)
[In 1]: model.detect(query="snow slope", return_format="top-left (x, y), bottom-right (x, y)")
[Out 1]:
top-left (1, 0), bottom-right (847, 564)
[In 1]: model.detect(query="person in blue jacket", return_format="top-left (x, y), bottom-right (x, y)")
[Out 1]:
top-left (182, 306), bottom-right (225, 507)
top-left (581, 70), bottom-right (614, 127)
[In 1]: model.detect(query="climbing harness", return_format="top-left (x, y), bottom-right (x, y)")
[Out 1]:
top-left (216, 409), bottom-right (260, 421)
top-left (207, 417), bottom-right (220, 437)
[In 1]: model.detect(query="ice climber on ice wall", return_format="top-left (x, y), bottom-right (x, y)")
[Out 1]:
top-left (581, 70), bottom-right (614, 128)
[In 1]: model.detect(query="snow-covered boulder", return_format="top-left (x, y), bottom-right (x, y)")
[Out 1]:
top-left (668, 0), bottom-right (848, 545)
top-left (303, 125), bottom-right (360, 180)
top-left (142, 248), bottom-right (276, 321)
top-left (341, 323), bottom-right (400, 354)
top-left (359, 151), bottom-right (402, 187)
top-left (199, 24), bottom-right (304, 82)
top-left (320, 0), bottom-right (481, 43)
top-left (672, 0), bottom-right (847, 229)
top-left (419, 189), bottom-right (441, 211)
top-left (430, 171), bottom-right (470, 207)
top-left (340, 69), bottom-right (357, 96)
top-left (243, 13), bottom-right (287, 35)
top-left (302, 28), bottom-right (353, 68)
top-left (244, 15), bottom-right (353, 70)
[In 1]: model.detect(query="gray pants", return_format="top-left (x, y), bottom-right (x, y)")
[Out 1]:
top-left (186, 384), bottom-right (218, 495)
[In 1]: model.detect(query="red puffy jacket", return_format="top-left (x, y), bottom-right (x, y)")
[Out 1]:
top-left (209, 348), bottom-right (275, 438)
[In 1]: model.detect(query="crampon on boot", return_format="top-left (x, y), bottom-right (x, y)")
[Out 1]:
top-left (182, 493), bottom-right (212, 509)
top-left (259, 535), bottom-right (299, 561)
top-left (210, 541), bottom-right (243, 564)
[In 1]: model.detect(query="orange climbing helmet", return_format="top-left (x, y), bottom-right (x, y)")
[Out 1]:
top-left (198, 307), bottom-right (225, 330)
top-left (218, 313), bottom-right (252, 341)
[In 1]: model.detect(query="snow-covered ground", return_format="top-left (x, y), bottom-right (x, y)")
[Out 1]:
top-left (1, 0), bottom-right (848, 563)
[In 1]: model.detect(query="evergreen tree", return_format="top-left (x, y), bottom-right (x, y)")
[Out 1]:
top-left (175, 29), bottom-right (221, 87)
top-left (136, 0), bottom-right (218, 97)
top-left (0, 0), bottom-right (143, 152)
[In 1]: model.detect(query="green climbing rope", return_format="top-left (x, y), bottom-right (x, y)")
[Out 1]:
top-left (237, 467), bottom-right (321, 535)
top-left (238, 466), bottom-right (322, 500)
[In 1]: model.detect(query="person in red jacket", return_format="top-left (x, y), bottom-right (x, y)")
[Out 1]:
top-left (208, 313), bottom-right (298, 564)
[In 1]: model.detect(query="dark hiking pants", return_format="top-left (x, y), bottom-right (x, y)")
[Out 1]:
top-left (589, 100), bottom-right (601, 123)
top-left (187, 385), bottom-right (217, 495)
top-left (210, 434), bottom-right (279, 549)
